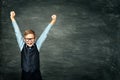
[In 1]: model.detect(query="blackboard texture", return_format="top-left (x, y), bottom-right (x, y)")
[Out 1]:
top-left (1, 0), bottom-right (120, 80)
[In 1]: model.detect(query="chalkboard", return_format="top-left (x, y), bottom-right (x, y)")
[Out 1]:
top-left (0, 0), bottom-right (120, 80)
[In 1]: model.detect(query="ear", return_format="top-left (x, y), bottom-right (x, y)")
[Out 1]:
top-left (23, 38), bottom-right (26, 42)
top-left (35, 37), bottom-right (37, 41)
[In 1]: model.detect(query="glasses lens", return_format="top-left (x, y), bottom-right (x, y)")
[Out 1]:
top-left (25, 38), bottom-right (34, 41)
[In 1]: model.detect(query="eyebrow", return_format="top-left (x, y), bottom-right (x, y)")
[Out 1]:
top-left (25, 38), bottom-right (33, 39)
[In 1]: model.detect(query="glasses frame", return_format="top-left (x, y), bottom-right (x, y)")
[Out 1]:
top-left (24, 38), bottom-right (35, 41)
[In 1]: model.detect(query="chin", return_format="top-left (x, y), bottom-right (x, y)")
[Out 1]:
top-left (27, 44), bottom-right (33, 47)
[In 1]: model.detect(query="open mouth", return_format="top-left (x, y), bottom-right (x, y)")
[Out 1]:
top-left (27, 43), bottom-right (33, 46)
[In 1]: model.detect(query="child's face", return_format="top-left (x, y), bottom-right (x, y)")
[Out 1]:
top-left (24, 34), bottom-right (36, 47)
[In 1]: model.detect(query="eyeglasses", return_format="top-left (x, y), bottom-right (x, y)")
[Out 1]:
top-left (24, 38), bottom-right (35, 41)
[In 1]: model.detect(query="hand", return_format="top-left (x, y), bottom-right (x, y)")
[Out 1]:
top-left (10, 11), bottom-right (15, 20)
top-left (51, 14), bottom-right (56, 20)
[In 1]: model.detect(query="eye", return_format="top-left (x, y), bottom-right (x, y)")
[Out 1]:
top-left (25, 38), bottom-right (34, 41)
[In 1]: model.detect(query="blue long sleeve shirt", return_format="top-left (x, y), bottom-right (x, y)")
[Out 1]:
top-left (12, 20), bottom-right (53, 51)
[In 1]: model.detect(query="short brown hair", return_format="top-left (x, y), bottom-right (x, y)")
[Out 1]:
top-left (24, 29), bottom-right (36, 38)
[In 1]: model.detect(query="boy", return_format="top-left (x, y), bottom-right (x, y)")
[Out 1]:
top-left (10, 11), bottom-right (57, 80)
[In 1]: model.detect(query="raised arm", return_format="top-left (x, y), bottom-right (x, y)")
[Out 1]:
top-left (10, 11), bottom-right (24, 51)
top-left (36, 14), bottom-right (57, 50)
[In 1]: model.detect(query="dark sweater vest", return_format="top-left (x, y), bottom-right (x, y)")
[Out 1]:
top-left (21, 44), bottom-right (40, 72)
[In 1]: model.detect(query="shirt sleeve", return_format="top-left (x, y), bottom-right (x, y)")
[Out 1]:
top-left (36, 24), bottom-right (53, 51)
top-left (12, 20), bottom-right (24, 51)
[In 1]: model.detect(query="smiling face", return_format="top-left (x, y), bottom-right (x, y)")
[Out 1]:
top-left (24, 30), bottom-right (36, 47)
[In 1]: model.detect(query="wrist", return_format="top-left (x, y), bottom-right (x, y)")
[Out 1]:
top-left (52, 19), bottom-right (56, 22)
top-left (11, 18), bottom-right (15, 21)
